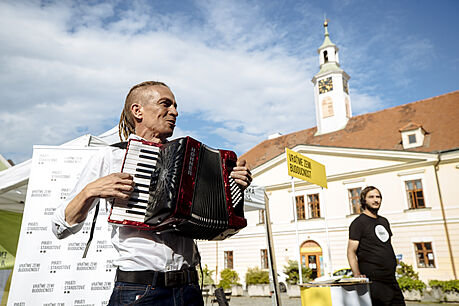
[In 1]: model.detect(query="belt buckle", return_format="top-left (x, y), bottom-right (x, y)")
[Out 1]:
top-left (165, 271), bottom-right (185, 287)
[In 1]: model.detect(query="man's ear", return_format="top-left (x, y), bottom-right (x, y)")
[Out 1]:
top-left (131, 103), bottom-right (143, 120)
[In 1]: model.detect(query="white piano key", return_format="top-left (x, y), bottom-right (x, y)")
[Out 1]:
top-left (132, 176), bottom-right (151, 186)
top-left (110, 209), bottom-right (145, 223)
top-left (130, 192), bottom-right (149, 201)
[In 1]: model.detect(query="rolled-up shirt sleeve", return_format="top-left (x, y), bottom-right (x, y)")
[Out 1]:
top-left (51, 149), bottom-right (107, 239)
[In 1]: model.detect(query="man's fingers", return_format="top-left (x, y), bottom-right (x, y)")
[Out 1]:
top-left (236, 159), bottom-right (246, 167)
top-left (114, 172), bottom-right (133, 179)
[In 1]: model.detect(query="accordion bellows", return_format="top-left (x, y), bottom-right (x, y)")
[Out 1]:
top-left (108, 137), bottom-right (247, 240)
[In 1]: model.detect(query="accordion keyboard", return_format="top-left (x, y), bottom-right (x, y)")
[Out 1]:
top-left (229, 176), bottom-right (243, 208)
top-left (110, 141), bottom-right (160, 223)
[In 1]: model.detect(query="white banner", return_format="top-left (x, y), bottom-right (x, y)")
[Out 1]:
top-left (8, 146), bottom-right (117, 306)
top-left (243, 185), bottom-right (266, 211)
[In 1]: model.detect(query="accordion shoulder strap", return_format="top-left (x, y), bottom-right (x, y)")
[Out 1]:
top-left (82, 141), bottom-right (128, 258)
top-left (111, 141), bottom-right (128, 149)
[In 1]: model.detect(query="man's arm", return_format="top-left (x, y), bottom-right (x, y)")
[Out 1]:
top-left (65, 173), bottom-right (134, 225)
top-left (347, 239), bottom-right (365, 277)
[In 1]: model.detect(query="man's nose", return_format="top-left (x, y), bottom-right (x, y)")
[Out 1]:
top-left (170, 106), bottom-right (178, 117)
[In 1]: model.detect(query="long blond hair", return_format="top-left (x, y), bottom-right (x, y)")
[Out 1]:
top-left (118, 81), bottom-right (169, 141)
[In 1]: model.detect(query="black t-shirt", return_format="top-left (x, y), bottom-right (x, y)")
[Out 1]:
top-left (349, 213), bottom-right (397, 282)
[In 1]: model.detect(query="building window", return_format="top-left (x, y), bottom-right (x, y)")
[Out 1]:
top-left (296, 195), bottom-right (306, 220)
top-left (224, 251), bottom-right (233, 269)
top-left (307, 194), bottom-right (320, 218)
top-left (321, 97), bottom-right (334, 118)
top-left (348, 188), bottom-right (362, 214)
top-left (258, 209), bottom-right (265, 224)
top-left (414, 242), bottom-right (435, 268)
top-left (405, 179), bottom-right (425, 209)
top-left (260, 249), bottom-right (268, 269)
top-left (408, 134), bottom-right (417, 144)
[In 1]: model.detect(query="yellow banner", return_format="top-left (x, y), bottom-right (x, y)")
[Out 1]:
top-left (286, 148), bottom-right (327, 188)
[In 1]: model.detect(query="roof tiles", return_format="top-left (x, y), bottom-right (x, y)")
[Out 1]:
top-left (241, 90), bottom-right (459, 170)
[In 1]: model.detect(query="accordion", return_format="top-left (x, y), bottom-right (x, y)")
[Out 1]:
top-left (108, 137), bottom-right (247, 240)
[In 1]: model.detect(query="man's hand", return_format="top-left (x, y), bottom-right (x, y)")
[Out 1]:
top-left (230, 159), bottom-right (252, 190)
top-left (85, 173), bottom-right (134, 200)
top-left (65, 173), bottom-right (134, 225)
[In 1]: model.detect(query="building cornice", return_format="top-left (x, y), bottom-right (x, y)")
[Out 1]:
top-left (252, 145), bottom-right (436, 177)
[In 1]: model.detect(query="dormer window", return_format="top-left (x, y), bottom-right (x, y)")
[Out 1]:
top-left (400, 123), bottom-right (426, 149)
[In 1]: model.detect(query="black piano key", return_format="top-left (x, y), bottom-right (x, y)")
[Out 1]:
top-left (136, 168), bottom-right (153, 175)
top-left (139, 154), bottom-right (157, 161)
top-left (126, 204), bottom-right (147, 209)
top-left (135, 173), bottom-right (151, 180)
top-left (126, 209), bottom-right (145, 216)
top-left (140, 148), bottom-right (159, 155)
top-left (130, 198), bottom-right (149, 204)
top-left (137, 162), bottom-right (156, 169)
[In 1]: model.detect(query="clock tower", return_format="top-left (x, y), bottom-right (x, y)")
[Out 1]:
top-left (311, 20), bottom-right (352, 135)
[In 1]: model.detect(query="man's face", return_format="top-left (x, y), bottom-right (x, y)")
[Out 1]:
top-left (364, 189), bottom-right (382, 212)
top-left (135, 85), bottom-right (178, 142)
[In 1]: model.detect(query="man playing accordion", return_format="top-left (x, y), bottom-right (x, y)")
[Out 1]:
top-left (52, 81), bottom-right (252, 305)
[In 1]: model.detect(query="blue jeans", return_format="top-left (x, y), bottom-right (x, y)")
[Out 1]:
top-left (108, 281), bottom-right (204, 306)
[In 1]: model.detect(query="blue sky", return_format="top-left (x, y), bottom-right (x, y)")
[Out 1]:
top-left (1, 0), bottom-right (458, 164)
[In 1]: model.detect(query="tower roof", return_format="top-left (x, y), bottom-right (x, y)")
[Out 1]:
top-left (318, 20), bottom-right (336, 50)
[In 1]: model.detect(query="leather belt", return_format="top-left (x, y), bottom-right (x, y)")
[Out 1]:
top-left (115, 267), bottom-right (199, 287)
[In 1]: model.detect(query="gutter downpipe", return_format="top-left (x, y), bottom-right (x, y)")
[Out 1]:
top-left (434, 152), bottom-right (457, 279)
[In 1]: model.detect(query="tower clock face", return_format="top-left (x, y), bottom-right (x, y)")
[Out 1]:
top-left (318, 77), bottom-right (333, 94)
top-left (343, 78), bottom-right (349, 94)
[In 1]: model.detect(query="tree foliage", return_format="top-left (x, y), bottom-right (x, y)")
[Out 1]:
top-left (198, 264), bottom-right (215, 286)
top-left (245, 267), bottom-right (270, 285)
top-left (283, 260), bottom-right (313, 284)
top-left (218, 268), bottom-right (241, 289)
top-left (396, 261), bottom-right (426, 292)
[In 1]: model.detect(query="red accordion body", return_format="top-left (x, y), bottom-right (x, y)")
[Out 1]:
top-left (108, 137), bottom-right (247, 240)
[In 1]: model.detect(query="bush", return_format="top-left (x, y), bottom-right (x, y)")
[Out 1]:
top-left (397, 261), bottom-right (419, 279)
top-left (198, 264), bottom-right (215, 286)
top-left (429, 280), bottom-right (459, 293)
top-left (398, 276), bottom-right (426, 292)
top-left (283, 260), bottom-right (313, 284)
top-left (396, 261), bottom-right (425, 292)
top-left (245, 267), bottom-right (270, 285)
top-left (218, 268), bottom-right (241, 290)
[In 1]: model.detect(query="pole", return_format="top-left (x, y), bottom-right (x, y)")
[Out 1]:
top-left (264, 192), bottom-right (282, 306)
top-left (291, 177), bottom-right (303, 284)
top-left (322, 187), bottom-right (332, 276)
top-left (215, 241), bottom-right (219, 284)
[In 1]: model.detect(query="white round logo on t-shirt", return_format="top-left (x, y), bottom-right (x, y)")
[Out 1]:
top-left (375, 225), bottom-right (389, 242)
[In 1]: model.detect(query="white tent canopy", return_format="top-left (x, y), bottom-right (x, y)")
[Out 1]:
top-left (0, 127), bottom-right (120, 213)
top-left (0, 127), bottom-right (267, 214)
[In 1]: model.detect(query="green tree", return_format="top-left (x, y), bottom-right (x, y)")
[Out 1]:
top-left (283, 260), bottom-right (313, 284)
top-left (198, 264), bottom-right (215, 286)
top-left (245, 267), bottom-right (270, 285)
top-left (396, 261), bottom-right (426, 292)
top-left (218, 268), bottom-right (241, 289)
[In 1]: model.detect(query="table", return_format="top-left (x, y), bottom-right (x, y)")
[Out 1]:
top-left (300, 282), bottom-right (372, 306)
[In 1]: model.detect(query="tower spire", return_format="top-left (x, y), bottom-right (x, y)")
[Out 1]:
top-left (320, 18), bottom-right (335, 50)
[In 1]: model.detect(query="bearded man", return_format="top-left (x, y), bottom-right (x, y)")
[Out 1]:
top-left (347, 186), bottom-right (405, 306)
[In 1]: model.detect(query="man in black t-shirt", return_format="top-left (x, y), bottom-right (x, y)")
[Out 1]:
top-left (347, 186), bottom-right (405, 306)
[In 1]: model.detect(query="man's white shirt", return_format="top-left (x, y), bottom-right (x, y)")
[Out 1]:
top-left (52, 134), bottom-right (198, 272)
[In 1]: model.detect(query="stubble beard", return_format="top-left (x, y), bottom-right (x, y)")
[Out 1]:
top-left (366, 205), bottom-right (379, 215)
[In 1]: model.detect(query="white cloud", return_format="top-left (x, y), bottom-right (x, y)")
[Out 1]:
top-left (1, 0), bottom-right (408, 163)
